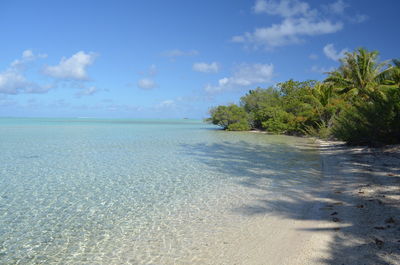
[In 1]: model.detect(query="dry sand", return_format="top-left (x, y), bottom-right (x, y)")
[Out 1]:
top-left (201, 141), bottom-right (400, 265)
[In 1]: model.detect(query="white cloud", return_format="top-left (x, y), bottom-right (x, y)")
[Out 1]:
top-left (0, 71), bottom-right (28, 94)
top-left (233, 18), bottom-right (343, 49)
top-left (11, 49), bottom-right (47, 69)
top-left (137, 78), bottom-right (157, 90)
top-left (22, 50), bottom-right (34, 59)
top-left (323, 1), bottom-right (367, 23)
top-left (193, 62), bottom-right (220, 73)
top-left (327, 0), bottom-right (348, 15)
top-left (323, 43), bottom-right (348, 61)
top-left (76, 86), bottom-right (100, 97)
top-left (0, 71), bottom-right (51, 94)
top-left (157, 99), bottom-right (175, 108)
top-left (0, 50), bottom-right (50, 95)
top-left (204, 63), bottom-right (274, 93)
top-left (43, 51), bottom-right (97, 80)
top-left (135, 65), bottom-right (158, 89)
top-left (253, 0), bottom-right (312, 17)
top-left (310, 65), bottom-right (334, 73)
top-left (253, 0), bottom-right (268, 14)
top-left (232, 35), bottom-right (246, 42)
top-left (162, 49), bottom-right (199, 58)
top-left (234, 0), bottom-right (344, 49)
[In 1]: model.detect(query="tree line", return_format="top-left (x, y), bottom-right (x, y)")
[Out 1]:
top-left (208, 48), bottom-right (400, 145)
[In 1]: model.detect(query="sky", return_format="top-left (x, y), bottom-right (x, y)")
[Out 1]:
top-left (0, 0), bottom-right (399, 119)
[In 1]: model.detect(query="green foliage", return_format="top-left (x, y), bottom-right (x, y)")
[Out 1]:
top-left (326, 48), bottom-right (400, 145)
top-left (239, 80), bottom-right (328, 134)
top-left (240, 88), bottom-right (280, 128)
top-left (210, 80), bottom-right (342, 136)
top-left (332, 88), bottom-right (400, 145)
top-left (259, 107), bottom-right (293, 133)
top-left (277, 80), bottom-right (318, 132)
top-left (209, 104), bottom-right (250, 131)
top-left (227, 121), bottom-right (250, 131)
top-left (325, 48), bottom-right (390, 100)
top-left (380, 59), bottom-right (400, 89)
top-left (208, 48), bottom-right (400, 145)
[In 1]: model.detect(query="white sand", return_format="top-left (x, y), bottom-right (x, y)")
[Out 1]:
top-left (197, 141), bottom-right (400, 265)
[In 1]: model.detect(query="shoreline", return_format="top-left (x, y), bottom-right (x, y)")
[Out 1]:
top-left (200, 140), bottom-right (400, 264)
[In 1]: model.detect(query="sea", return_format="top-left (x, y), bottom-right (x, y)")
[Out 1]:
top-left (0, 118), bottom-right (322, 264)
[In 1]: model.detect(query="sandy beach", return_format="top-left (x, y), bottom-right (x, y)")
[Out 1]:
top-left (203, 140), bottom-right (400, 265)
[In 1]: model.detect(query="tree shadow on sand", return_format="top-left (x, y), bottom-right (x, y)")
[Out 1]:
top-left (181, 141), bottom-right (400, 265)
top-left (181, 140), bottom-right (322, 191)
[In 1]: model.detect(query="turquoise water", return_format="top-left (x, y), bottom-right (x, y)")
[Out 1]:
top-left (0, 118), bottom-right (322, 264)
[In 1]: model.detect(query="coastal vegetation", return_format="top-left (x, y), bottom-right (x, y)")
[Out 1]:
top-left (208, 48), bottom-right (400, 145)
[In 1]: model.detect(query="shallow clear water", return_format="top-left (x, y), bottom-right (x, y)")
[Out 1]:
top-left (0, 118), bottom-right (322, 264)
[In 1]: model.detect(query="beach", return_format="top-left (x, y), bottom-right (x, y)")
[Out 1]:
top-left (200, 141), bottom-right (400, 265)
top-left (1, 118), bottom-right (399, 264)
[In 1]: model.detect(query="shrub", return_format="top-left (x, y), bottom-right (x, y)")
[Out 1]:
top-left (259, 107), bottom-right (294, 134)
top-left (209, 104), bottom-right (250, 131)
top-left (332, 89), bottom-right (400, 145)
top-left (227, 121), bottom-right (250, 131)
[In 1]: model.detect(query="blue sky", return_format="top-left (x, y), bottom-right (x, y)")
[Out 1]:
top-left (0, 0), bottom-right (399, 119)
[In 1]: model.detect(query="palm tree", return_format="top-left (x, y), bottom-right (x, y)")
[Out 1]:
top-left (325, 48), bottom-right (391, 100)
top-left (380, 59), bottom-right (400, 88)
top-left (326, 49), bottom-right (400, 144)
top-left (310, 82), bottom-right (344, 128)
top-left (312, 82), bottom-right (335, 108)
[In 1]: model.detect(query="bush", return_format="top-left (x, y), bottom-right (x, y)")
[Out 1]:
top-left (332, 89), bottom-right (400, 145)
top-left (258, 106), bottom-right (293, 134)
top-left (227, 121), bottom-right (250, 131)
top-left (209, 104), bottom-right (250, 131)
top-left (240, 88), bottom-right (281, 128)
